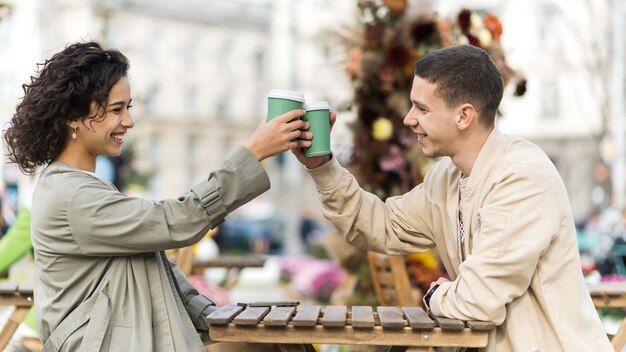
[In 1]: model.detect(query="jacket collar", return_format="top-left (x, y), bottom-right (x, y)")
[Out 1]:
top-left (463, 128), bottom-right (507, 192)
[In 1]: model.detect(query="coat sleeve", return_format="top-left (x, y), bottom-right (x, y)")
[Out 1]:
top-left (429, 164), bottom-right (559, 325)
top-left (306, 157), bottom-right (436, 254)
top-left (68, 146), bottom-right (270, 256)
top-left (166, 254), bottom-right (216, 332)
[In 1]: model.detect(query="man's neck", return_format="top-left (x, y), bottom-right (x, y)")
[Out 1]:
top-left (451, 126), bottom-right (494, 177)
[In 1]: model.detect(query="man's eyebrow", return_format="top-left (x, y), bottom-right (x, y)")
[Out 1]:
top-left (413, 99), bottom-right (428, 109)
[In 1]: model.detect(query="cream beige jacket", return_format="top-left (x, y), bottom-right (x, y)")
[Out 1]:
top-left (307, 130), bottom-right (611, 352)
top-left (32, 147), bottom-right (270, 352)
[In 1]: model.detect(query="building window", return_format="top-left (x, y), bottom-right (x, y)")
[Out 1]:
top-left (186, 86), bottom-right (197, 116)
top-left (255, 48), bottom-right (265, 79)
top-left (186, 136), bottom-right (198, 187)
top-left (148, 133), bottom-right (162, 197)
top-left (218, 40), bottom-right (233, 73)
top-left (183, 38), bottom-right (196, 68)
top-left (145, 85), bottom-right (160, 114)
top-left (145, 31), bottom-right (161, 63)
top-left (539, 5), bottom-right (559, 52)
top-left (150, 133), bottom-right (162, 163)
top-left (217, 92), bottom-right (231, 120)
top-left (222, 136), bottom-right (235, 161)
top-left (541, 80), bottom-right (559, 119)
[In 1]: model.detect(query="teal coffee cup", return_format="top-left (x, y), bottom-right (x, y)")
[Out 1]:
top-left (267, 89), bottom-right (305, 121)
top-left (303, 101), bottom-right (331, 157)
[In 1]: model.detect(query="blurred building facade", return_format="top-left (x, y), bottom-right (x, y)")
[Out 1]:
top-left (0, 0), bottom-right (623, 241)
top-left (0, 0), bottom-right (355, 252)
top-left (437, 0), bottom-right (623, 223)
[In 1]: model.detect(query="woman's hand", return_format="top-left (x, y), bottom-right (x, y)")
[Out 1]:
top-left (291, 111), bottom-right (336, 169)
top-left (244, 110), bottom-right (312, 161)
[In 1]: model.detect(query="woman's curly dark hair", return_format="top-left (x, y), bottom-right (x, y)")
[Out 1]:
top-left (3, 41), bottom-right (130, 175)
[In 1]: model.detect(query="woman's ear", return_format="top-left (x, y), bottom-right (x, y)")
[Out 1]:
top-left (67, 121), bottom-right (78, 140)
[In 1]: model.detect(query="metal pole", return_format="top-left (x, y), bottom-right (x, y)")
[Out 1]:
top-left (611, 0), bottom-right (625, 209)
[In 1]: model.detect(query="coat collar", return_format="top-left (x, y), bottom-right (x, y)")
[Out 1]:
top-left (463, 129), bottom-right (507, 192)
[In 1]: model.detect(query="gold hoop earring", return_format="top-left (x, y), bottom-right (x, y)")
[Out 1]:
top-left (71, 126), bottom-right (77, 139)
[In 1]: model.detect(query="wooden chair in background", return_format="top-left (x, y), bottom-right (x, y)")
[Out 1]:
top-left (367, 252), bottom-right (420, 306)
top-left (0, 281), bottom-right (35, 351)
top-left (587, 282), bottom-right (626, 351)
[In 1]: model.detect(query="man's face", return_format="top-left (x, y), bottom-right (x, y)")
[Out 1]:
top-left (403, 76), bottom-right (458, 157)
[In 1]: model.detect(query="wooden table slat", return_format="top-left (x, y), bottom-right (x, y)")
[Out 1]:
top-left (0, 282), bottom-right (17, 295)
top-left (466, 320), bottom-right (495, 331)
top-left (322, 306), bottom-right (347, 327)
top-left (351, 306), bottom-right (375, 328)
top-left (17, 283), bottom-right (33, 296)
top-left (233, 307), bottom-right (270, 326)
top-left (431, 314), bottom-right (465, 331)
top-left (206, 304), bottom-right (245, 325)
top-left (402, 307), bottom-right (435, 330)
top-left (377, 306), bottom-right (405, 329)
top-left (262, 306), bottom-right (296, 326)
top-left (292, 305), bottom-right (321, 327)
top-left (207, 305), bottom-right (493, 349)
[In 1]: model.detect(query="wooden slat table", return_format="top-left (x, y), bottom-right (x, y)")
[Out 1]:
top-left (0, 281), bottom-right (34, 350)
top-left (206, 303), bottom-right (494, 351)
top-left (588, 282), bottom-right (626, 351)
top-left (191, 255), bottom-right (267, 290)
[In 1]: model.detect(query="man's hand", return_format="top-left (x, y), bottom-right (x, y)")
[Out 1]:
top-left (291, 111), bottom-right (337, 169)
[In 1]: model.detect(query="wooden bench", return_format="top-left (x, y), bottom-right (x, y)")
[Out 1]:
top-left (206, 303), bottom-right (494, 351)
top-left (0, 281), bottom-right (34, 350)
top-left (191, 255), bottom-right (267, 290)
top-left (175, 246), bottom-right (267, 290)
top-left (587, 282), bottom-right (626, 351)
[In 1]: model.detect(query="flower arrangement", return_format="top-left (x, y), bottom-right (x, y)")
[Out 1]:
top-left (343, 0), bottom-right (526, 199)
top-left (333, 0), bottom-right (526, 305)
top-left (280, 255), bottom-right (346, 304)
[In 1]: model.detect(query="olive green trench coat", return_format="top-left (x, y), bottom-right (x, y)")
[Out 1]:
top-left (31, 147), bottom-right (270, 352)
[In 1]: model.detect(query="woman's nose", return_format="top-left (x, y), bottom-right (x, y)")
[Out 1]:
top-left (123, 113), bottom-right (135, 128)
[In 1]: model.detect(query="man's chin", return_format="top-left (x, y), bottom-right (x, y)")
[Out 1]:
top-left (420, 147), bottom-right (444, 158)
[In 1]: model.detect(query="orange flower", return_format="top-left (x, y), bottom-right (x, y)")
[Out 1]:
top-left (344, 47), bottom-right (363, 80)
top-left (383, 0), bottom-right (407, 16)
top-left (435, 19), bottom-right (452, 47)
top-left (483, 12), bottom-right (503, 42)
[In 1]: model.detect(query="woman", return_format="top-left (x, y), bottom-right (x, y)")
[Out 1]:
top-left (4, 41), bottom-right (312, 352)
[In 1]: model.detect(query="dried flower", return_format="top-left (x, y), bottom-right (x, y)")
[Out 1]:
top-left (365, 22), bottom-right (385, 48)
top-left (372, 117), bottom-right (394, 141)
top-left (385, 43), bottom-right (412, 68)
top-left (457, 9), bottom-right (472, 33)
top-left (384, 0), bottom-right (408, 16)
top-left (483, 13), bottom-right (503, 42)
top-left (345, 47), bottom-right (363, 80)
top-left (410, 19), bottom-right (437, 44)
top-left (379, 144), bottom-right (406, 171)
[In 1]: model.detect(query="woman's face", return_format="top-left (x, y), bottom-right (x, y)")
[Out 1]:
top-left (75, 76), bottom-right (134, 159)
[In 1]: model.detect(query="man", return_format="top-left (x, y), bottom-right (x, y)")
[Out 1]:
top-left (293, 45), bottom-right (611, 351)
